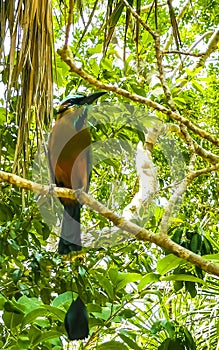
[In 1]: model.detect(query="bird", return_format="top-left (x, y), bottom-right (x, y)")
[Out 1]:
top-left (48, 91), bottom-right (106, 255)
top-left (64, 297), bottom-right (89, 340)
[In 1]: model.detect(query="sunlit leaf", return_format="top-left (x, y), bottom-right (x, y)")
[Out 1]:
top-left (157, 255), bottom-right (186, 275)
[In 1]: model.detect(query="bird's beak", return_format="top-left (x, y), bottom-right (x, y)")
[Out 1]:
top-left (82, 91), bottom-right (106, 105)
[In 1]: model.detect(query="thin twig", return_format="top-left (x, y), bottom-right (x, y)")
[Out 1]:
top-left (163, 50), bottom-right (204, 57)
top-left (74, 0), bottom-right (99, 55)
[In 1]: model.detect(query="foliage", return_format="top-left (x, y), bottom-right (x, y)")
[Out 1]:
top-left (0, 0), bottom-right (219, 349)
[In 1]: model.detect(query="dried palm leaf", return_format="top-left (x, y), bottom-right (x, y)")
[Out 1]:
top-left (167, 0), bottom-right (182, 50)
top-left (1, 0), bottom-right (54, 178)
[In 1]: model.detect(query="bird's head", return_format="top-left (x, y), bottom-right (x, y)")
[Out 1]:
top-left (57, 91), bottom-right (106, 117)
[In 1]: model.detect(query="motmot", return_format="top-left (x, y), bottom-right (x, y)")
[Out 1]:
top-left (48, 92), bottom-right (105, 341)
top-left (48, 91), bottom-right (106, 255)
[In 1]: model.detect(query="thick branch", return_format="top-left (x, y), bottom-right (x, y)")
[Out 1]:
top-left (0, 170), bottom-right (77, 200)
top-left (1, 170), bottom-right (219, 277)
top-left (123, 127), bottom-right (161, 220)
top-left (160, 124), bottom-right (198, 236)
top-left (196, 28), bottom-right (219, 68)
top-left (160, 176), bottom-right (191, 236)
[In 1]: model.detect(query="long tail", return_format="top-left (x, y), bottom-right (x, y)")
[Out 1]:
top-left (65, 297), bottom-right (89, 340)
top-left (58, 202), bottom-right (82, 255)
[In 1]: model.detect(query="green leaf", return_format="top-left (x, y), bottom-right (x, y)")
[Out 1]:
top-left (12, 269), bottom-right (22, 284)
top-left (109, 2), bottom-right (124, 27)
top-left (21, 306), bottom-right (65, 328)
top-left (92, 271), bottom-right (114, 299)
top-left (4, 301), bottom-right (25, 314)
top-left (0, 295), bottom-right (7, 309)
top-left (0, 107), bottom-right (6, 123)
top-left (92, 305), bottom-right (112, 321)
top-left (203, 253), bottom-right (219, 261)
top-left (190, 233), bottom-right (202, 253)
top-left (87, 303), bottom-right (102, 313)
top-left (101, 58), bottom-right (113, 71)
top-left (28, 325), bottom-right (42, 345)
top-left (183, 327), bottom-right (196, 349)
top-left (161, 321), bottom-right (175, 338)
top-left (162, 274), bottom-right (205, 285)
top-left (173, 280), bottom-right (183, 292)
top-left (117, 273), bottom-right (141, 290)
top-left (22, 308), bottom-right (48, 327)
top-left (0, 202), bottom-right (13, 223)
top-left (89, 317), bottom-right (104, 329)
top-left (119, 334), bottom-right (142, 350)
top-left (90, 58), bottom-right (100, 76)
top-left (32, 330), bottom-right (63, 347)
top-left (171, 228), bottom-right (183, 244)
top-left (119, 309), bottom-right (136, 319)
top-left (17, 335), bottom-right (30, 349)
top-left (138, 273), bottom-right (160, 291)
top-left (185, 281), bottom-right (197, 297)
top-left (17, 296), bottom-right (41, 312)
top-left (157, 254), bottom-right (185, 275)
top-left (87, 44), bottom-right (102, 55)
top-left (33, 219), bottom-right (43, 234)
top-left (44, 305), bottom-right (66, 321)
top-left (3, 310), bottom-right (24, 328)
top-left (52, 291), bottom-right (74, 307)
top-left (108, 268), bottom-right (119, 284)
top-left (130, 83), bottom-right (146, 96)
top-left (192, 81), bottom-right (204, 93)
top-left (159, 338), bottom-right (184, 350)
top-left (172, 96), bottom-right (187, 107)
top-left (97, 340), bottom-right (129, 350)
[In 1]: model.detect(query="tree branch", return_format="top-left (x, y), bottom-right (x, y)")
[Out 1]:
top-left (123, 126), bottom-right (162, 220)
top-left (160, 123), bottom-right (198, 236)
top-left (64, 0), bottom-right (74, 48)
top-left (168, 124), bottom-right (219, 164)
top-left (196, 28), bottom-right (219, 69)
top-left (121, 0), bottom-right (177, 112)
top-left (57, 47), bottom-right (219, 148)
top-left (174, 28), bottom-right (219, 87)
top-left (1, 170), bottom-right (219, 277)
top-left (120, 0), bottom-right (156, 39)
top-left (163, 50), bottom-right (204, 57)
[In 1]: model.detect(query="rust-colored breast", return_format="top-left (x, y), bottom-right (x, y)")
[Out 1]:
top-left (48, 108), bottom-right (91, 205)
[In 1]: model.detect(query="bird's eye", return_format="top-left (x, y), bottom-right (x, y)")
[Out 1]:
top-left (58, 102), bottom-right (74, 113)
